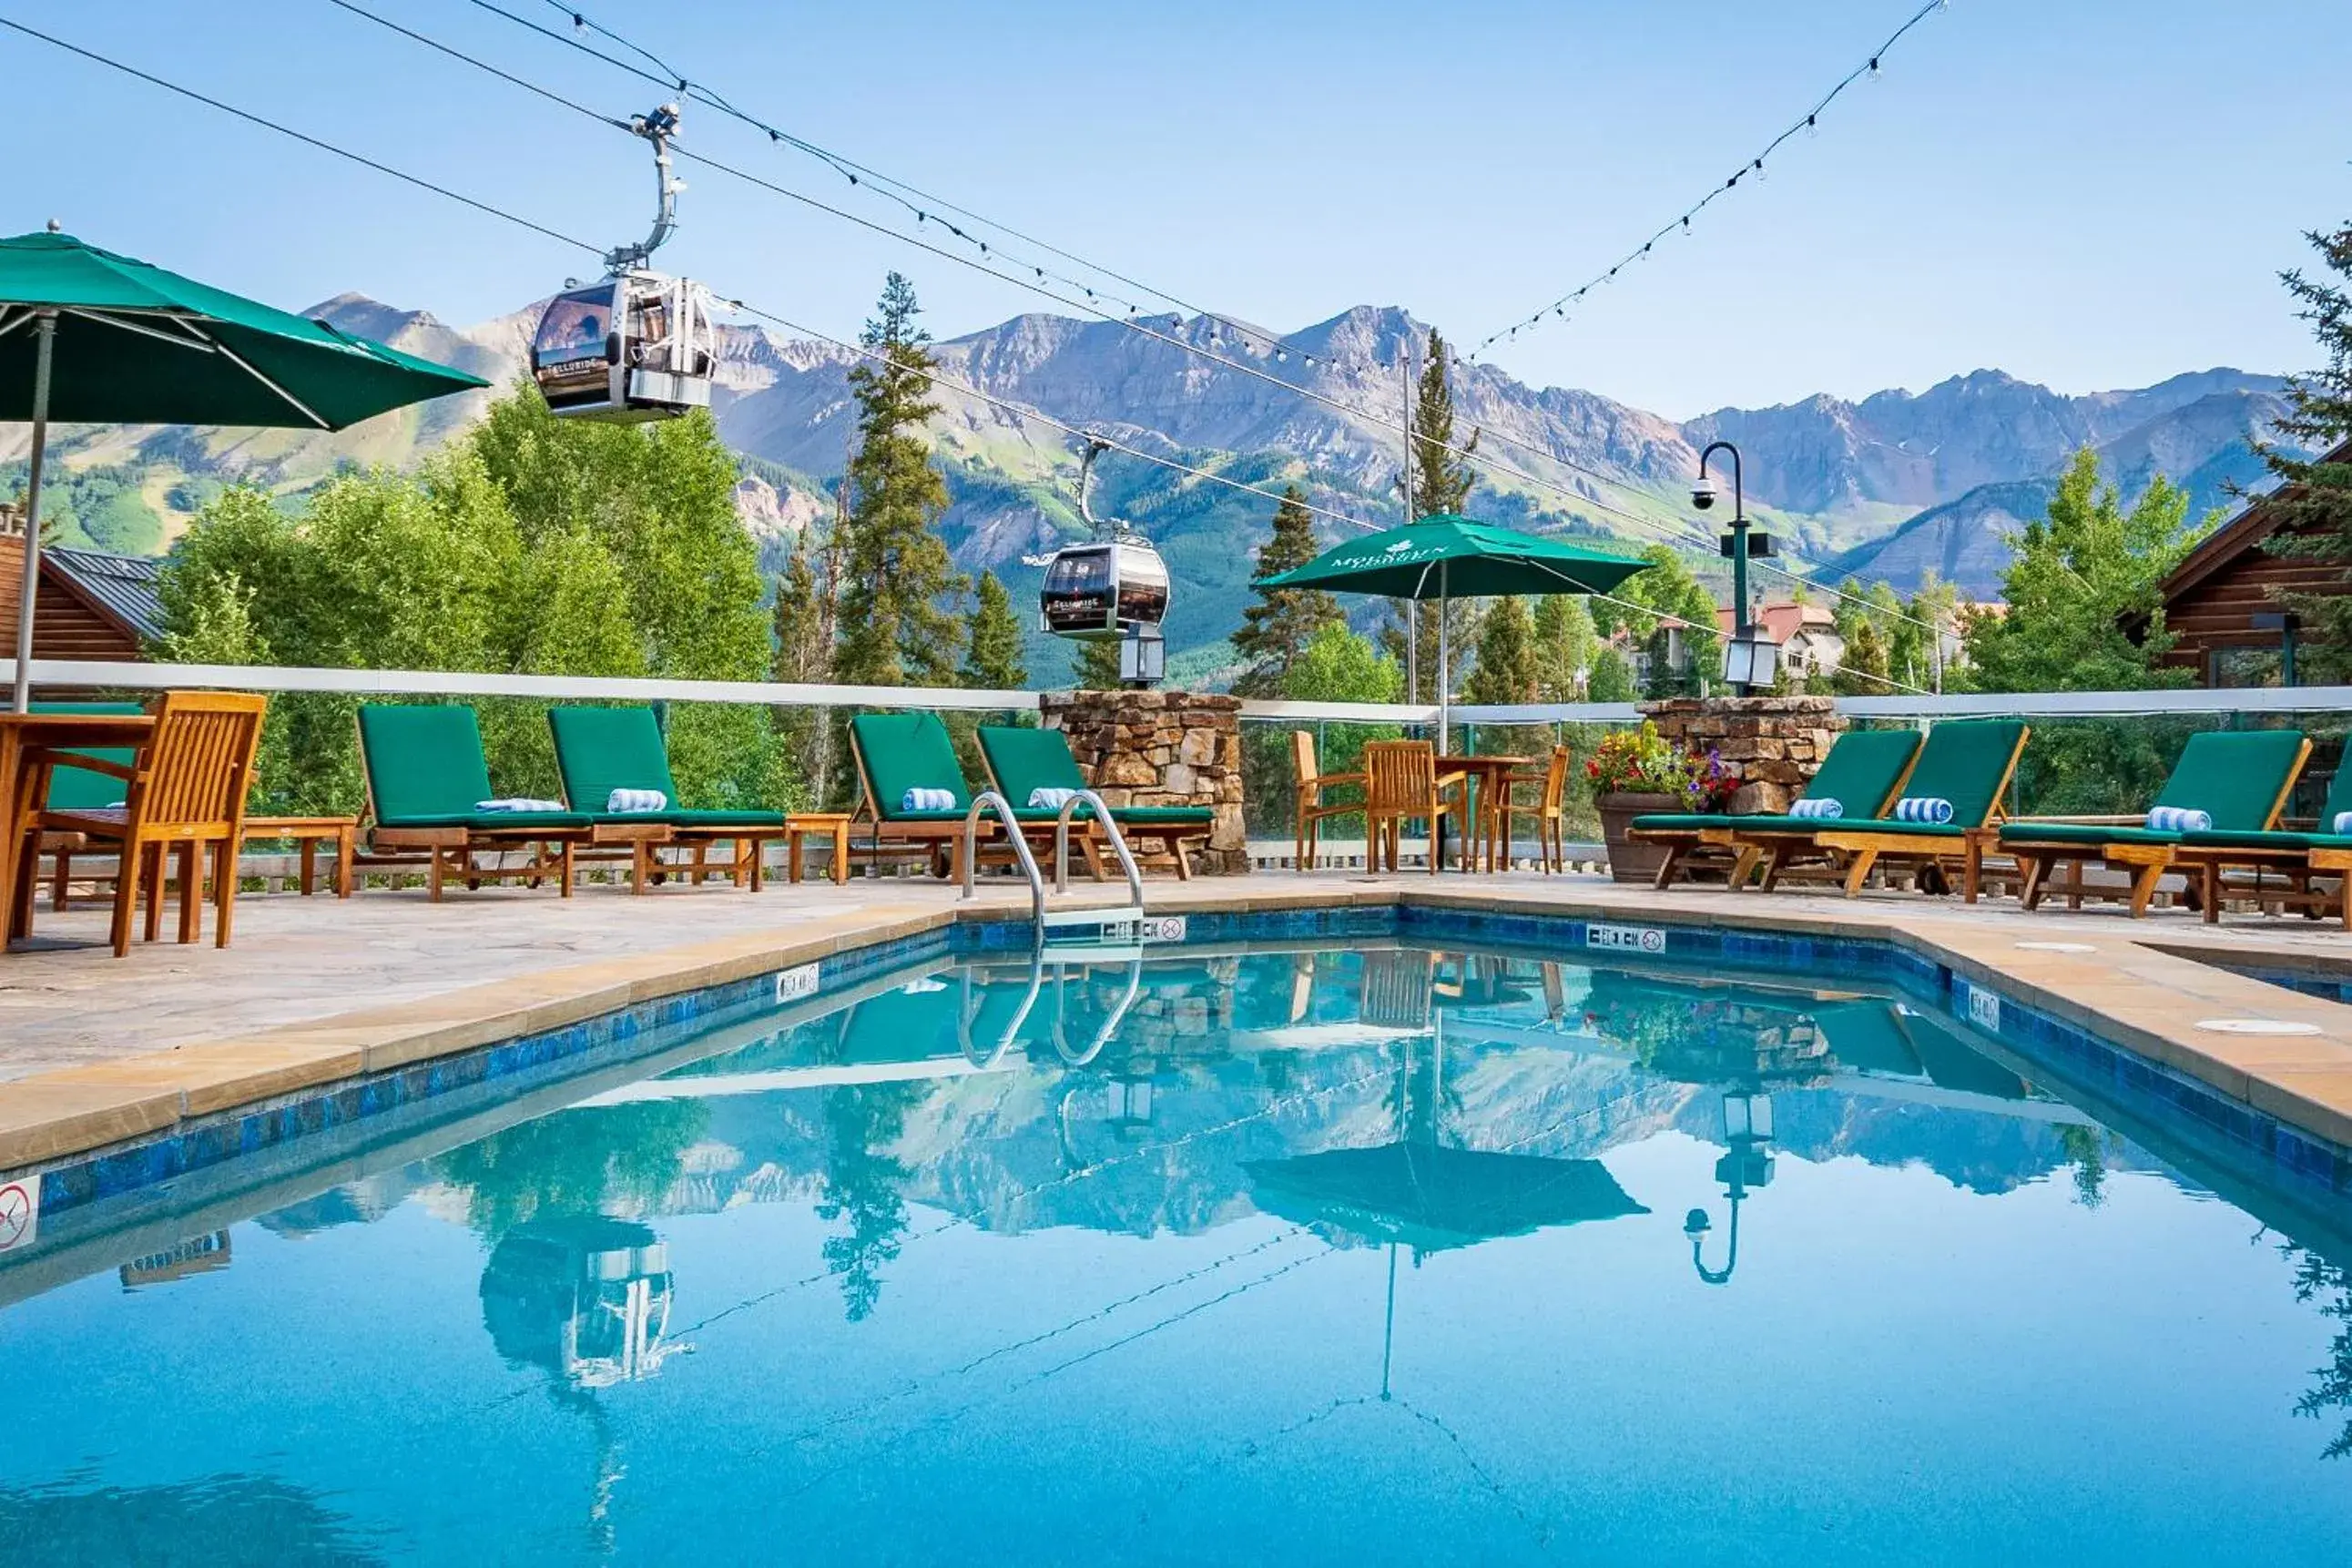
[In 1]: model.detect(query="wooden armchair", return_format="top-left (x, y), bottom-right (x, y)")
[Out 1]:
top-left (1492, 745), bottom-right (1573, 874)
top-left (1290, 730), bottom-right (1365, 873)
top-left (1361, 739), bottom-right (1466, 875)
top-left (24, 691), bottom-right (267, 958)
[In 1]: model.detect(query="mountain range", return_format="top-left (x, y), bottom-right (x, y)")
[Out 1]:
top-left (0, 290), bottom-right (2289, 681)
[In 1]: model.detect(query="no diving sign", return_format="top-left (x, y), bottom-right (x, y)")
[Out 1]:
top-left (0, 1177), bottom-right (39, 1254)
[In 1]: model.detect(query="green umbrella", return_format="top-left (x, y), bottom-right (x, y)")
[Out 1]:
top-left (2, 228), bottom-right (490, 708)
top-left (1257, 514), bottom-right (1651, 748)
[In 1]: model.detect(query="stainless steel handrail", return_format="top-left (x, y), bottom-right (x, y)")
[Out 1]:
top-left (957, 952), bottom-right (1046, 1070)
top-left (1054, 789), bottom-right (1145, 906)
top-left (1051, 956), bottom-right (1145, 1067)
top-left (960, 790), bottom-right (1045, 943)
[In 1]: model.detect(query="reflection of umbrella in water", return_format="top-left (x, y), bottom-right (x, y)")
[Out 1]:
top-left (1247, 1142), bottom-right (1644, 1257)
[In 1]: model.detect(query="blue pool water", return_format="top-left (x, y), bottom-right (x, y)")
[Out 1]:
top-left (5, 941), bottom-right (2352, 1564)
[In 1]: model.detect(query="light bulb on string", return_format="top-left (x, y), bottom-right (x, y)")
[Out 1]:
top-left (1868, 55), bottom-right (1881, 77)
top-left (1805, 113), bottom-right (1819, 137)
top-left (1752, 158), bottom-right (1767, 181)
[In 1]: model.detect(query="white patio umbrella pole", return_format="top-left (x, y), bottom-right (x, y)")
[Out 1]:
top-left (9, 311), bottom-right (56, 714)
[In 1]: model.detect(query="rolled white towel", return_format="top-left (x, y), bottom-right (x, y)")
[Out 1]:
top-left (475, 798), bottom-right (567, 814)
top-left (2334, 810), bottom-right (2352, 836)
top-left (607, 787), bottom-right (668, 814)
top-left (1787, 797), bottom-right (1843, 820)
top-left (1893, 796), bottom-right (1955, 825)
top-left (1029, 787), bottom-right (1082, 810)
top-left (901, 787), bottom-right (959, 813)
top-left (2144, 804), bottom-right (2212, 833)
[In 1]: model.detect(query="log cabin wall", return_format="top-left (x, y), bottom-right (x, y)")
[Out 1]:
top-left (0, 531), bottom-right (147, 663)
top-left (2153, 441), bottom-right (2352, 685)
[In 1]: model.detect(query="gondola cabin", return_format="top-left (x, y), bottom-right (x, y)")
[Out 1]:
top-left (531, 272), bottom-right (715, 423)
top-left (1039, 541), bottom-right (1170, 640)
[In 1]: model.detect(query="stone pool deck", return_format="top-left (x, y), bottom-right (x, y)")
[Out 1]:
top-left (7, 871), bottom-right (2352, 1173)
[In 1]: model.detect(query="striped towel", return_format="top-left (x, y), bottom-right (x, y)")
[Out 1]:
top-left (901, 787), bottom-right (959, 813)
top-left (2144, 805), bottom-right (2211, 833)
top-left (474, 798), bottom-right (566, 813)
top-left (1029, 787), bottom-right (1082, 810)
top-left (1787, 798), bottom-right (1843, 820)
top-left (607, 788), bottom-right (668, 814)
top-left (1893, 797), bottom-right (1955, 824)
top-left (2334, 811), bottom-right (2352, 836)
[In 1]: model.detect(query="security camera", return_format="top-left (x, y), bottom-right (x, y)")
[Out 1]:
top-left (1690, 479), bottom-right (1717, 511)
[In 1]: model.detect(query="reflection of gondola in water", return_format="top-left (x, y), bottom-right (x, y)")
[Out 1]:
top-left (480, 1215), bottom-right (679, 1390)
top-left (529, 103), bottom-right (717, 423)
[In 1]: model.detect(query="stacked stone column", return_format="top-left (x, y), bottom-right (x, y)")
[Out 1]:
top-left (1039, 690), bottom-right (1249, 875)
top-left (1638, 696), bottom-right (1846, 815)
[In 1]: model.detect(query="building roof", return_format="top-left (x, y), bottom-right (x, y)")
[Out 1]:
top-left (2159, 438), bottom-right (2352, 606)
top-left (1714, 599), bottom-right (1838, 645)
top-left (43, 546), bottom-right (165, 644)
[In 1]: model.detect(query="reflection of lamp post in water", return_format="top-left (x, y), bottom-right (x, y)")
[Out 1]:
top-left (1682, 1090), bottom-right (1775, 1286)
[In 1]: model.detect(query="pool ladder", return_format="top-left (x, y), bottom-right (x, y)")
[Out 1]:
top-left (958, 789), bottom-right (1145, 952)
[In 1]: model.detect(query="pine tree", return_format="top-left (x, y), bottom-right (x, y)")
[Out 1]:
top-left (837, 273), bottom-right (966, 687)
top-left (2265, 219), bottom-right (2352, 678)
top-left (1831, 615), bottom-right (1890, 695)
top-left (1074, 636), bottom-right (1123, 690)
top-left (1232, 484), bottom-right (1341, 697)
top-left (960, 569), bottom-right (1027, 688)
top-left (1462, 595), bottom-right (1539, 704)
top-left (1531, 594), bottom-right (1598, 701)
top-left (1390, 328), bottom-right (1481, 702)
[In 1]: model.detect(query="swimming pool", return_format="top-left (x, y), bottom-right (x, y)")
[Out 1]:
top-left (5, 937), bottom-right (2352, 1564)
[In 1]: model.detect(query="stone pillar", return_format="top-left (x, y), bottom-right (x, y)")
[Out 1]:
top-left (1040, 690), bottom-right (1249, 874)
top-left (1639, 695), bottom-right (1846, 815)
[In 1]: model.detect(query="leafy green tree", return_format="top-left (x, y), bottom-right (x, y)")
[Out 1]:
top-left (1532, 593), bottom-right (1599, 701)
top-left (1964, 447), bottom-right (2204, 694)
top-left (1389, 329), bottom-right (1481, 701)
top-left (960, 569), bottom-right (1028, 689)
top-left (1593, 545), bottom-right (1721, 697)
top-left (1830, 614), bottom-right (1891, 696)
top-left (1462, 595), bottom-right (1539, 704)
top-left (1287, 621), bottom-right (1403, 705)
top-left (1587, 645), bottom-right (1637, 703)
top-left (837, 272), bottom-right (965, 687)
top-left (1232, 484), bottom-right (1341, 697)
top-left (1890, 574), bottom-right (1959, 692)
top-left (2264, 219), bottom-right (2352, 678)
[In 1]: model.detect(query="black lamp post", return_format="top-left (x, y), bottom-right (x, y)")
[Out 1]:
top-left (1694, 441), bottom-right (1777, 695)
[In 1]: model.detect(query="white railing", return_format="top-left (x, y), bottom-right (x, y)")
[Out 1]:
top-left (6, 658), bottom-right (2351, 725)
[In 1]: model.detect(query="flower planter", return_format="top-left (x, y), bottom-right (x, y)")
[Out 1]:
top-left (1596, 790), bottom-right (1689, 885)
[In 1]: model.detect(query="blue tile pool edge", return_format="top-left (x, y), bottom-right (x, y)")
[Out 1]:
top-left (13, 897), bottom-right (2351, 1242)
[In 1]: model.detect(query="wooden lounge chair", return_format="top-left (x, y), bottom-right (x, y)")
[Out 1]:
top-left (1360, 740), bottom-right (1466, 874)
top-left (20, 691), bottom-right (266, 958)
top-left (1290, 731), bottom-right (1365, 873)
top-left (1631, 728), bottom-right (1921, 891)
top-left (25, 699), bottom-right (145, 911)
top-left (1801, 718), bottom-right (2031, 899)
top-left (548, 707), bottom-right (787, 891)
top-left (1491, 745), bottom-right (1573, 874)
top-left (1998, 729), bottom-right (2311, 917)
top-left (976, 723), bottom-right (1212, 881)
top-left (2168, 756), bottom-right (2352, 927)
top-left (847, 711), bottom-right (1087, 881)
top-left (354, 704), bottom-right (604, 899)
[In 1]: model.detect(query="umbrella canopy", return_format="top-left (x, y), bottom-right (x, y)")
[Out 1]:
top-left (0, 230), bottom-right (487, 426)
top-left (4, 230), bottom-right (489, 708)
top-left (1246, 1143), bottom-right (1647, 1255)
top-left (1258, 514), bottom-right (1651, 600)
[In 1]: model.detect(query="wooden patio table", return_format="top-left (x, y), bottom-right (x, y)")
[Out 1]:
top-left (1439, 754), bottom-right (1531, 872)
top-left (3, 711), bottom-right (155, 945)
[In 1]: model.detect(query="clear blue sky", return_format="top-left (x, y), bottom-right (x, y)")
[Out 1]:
top-left (10, 0), bottom-right (2348, 417)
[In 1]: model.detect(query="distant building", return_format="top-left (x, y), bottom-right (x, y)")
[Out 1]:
top-left (0, 506), bottom-right (166, 664)
top-left (2150, 439), bottom-right (2352, 686)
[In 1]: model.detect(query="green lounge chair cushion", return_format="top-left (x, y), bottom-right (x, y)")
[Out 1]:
top-left (31, 700), bottom-right (145, 810)
top-left (2148, 729), bottom-right (2306, 830)
top-left (852, 712), bottom-right (971, 819)
top-left (2177, 828), bottom-right (2352, 853)
top-left (976, 725), bottom-right (1217, 830)
top-left (547, 707), bottom-right (784, 829)
top-left (1999, 822), bottom-right (2181, 849)
top-left (359, 704), bottom-right (504, 826)
top-left (1895, 718), bottom-right (2030, 830)
top-left (381, 810), bottom-right (595, 831)
top-left (1797, 728), bottom-right (1922, 817)
top-left (1630, 812), bottom-right (1739, 833)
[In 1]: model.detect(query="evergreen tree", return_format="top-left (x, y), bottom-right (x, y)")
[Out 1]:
top-left (1592, 545), bottom-right (1722, 697)
top-left (1587, 645), bottom-right (1637, 703)
top-left (1074, 636), bottom-right (1124, 690)
top-left (2264, 218), bottom-right (2352, 678)
top-left (1389, 328), bottom-right (1481, 701)
top-left (1462, 595), bottom-right (1540, 704)
top-left (1532, 594), bottom-right (1598, 701)
top-left (837, 273), bottom-right (966, 687)
top-left (1831, 615), bottom-right (1890, 695)
top-left (1232, 484), bottom-right (1341, 697)
top-left (1964, 447), bottom-right (2203, 693)
top-left (960, 569), bottom-right (1028, 689)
